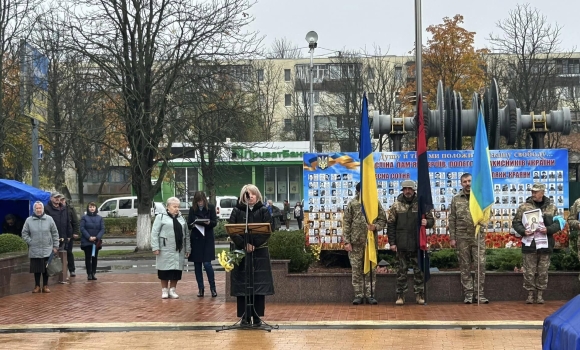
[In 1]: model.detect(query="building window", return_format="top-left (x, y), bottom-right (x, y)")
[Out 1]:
top-left (315, 143), bottom-right (323, 152)
top-left (395, 66), bottom-right (403, 82)
top-left (336, 115), bottom-right (343, 128)
top-left (284, 118), bottom-right (292, 131)
top-left (264, 166), bottom-right (301, 204)
top-left (367, 67), bottom-right (375, 80)
top-left (257, 69), bottom-right (264, 81)
top-left (174, 167), bottom-right (198, 203)
top-left (285, 94), bottom-right (291, 106)
top-left (368, 93), bottom-right (375, 105)
top-left (284, 69), bottom-right (291, 81)
top-left (305, 91), bottom-right (320, 105)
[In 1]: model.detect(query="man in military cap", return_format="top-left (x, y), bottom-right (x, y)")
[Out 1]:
top-left (387, 180), bottom-right (435, 305)
top-left (343, 182), bottom-right (387, 305)
top-left (512, 183), bottom-right (559, 304)
top-left (449, 173), bottom-right (489, 304)
top-left (566, 197), bottom-right (580, 282)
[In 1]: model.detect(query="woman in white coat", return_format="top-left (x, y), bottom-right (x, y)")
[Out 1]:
top-left (151, 197), bottom-right (190, 299)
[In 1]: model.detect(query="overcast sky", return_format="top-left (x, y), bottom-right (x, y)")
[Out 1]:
top-left (247, 0), bottom-right (578, 57)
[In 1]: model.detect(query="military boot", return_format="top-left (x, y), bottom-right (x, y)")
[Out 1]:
top-left (352, 297), bottom-right (363, 305)
top-left (536, 291), bottom-right (545, 304)
top-left (395, 295), bottom-right (405, 306)
top-left (526, 291), bottom-right (535, 304)
top-left (464, 294), bottom-right (473, 304)
top-left (415, 293), bottom-right (425, 305)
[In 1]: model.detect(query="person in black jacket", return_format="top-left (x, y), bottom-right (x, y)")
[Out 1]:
top-left (228, 184), bottom-right (273, 326)
top-left (187, 191), bottom-right (218, 297)
top-left (44, 192), bottom-right (72, 282)
top-left (61, 197), bottom-right (80, 277)
top-left (80, 202), bottom-right (105, 281)
top-left (1, 214), bottom-right (23, 236)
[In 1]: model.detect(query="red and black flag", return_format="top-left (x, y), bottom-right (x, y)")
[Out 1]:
top-left (416, 94), bottom-right (433, 282)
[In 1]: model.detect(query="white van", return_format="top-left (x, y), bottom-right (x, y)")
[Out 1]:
top-left (98, 196), bottom-right (159, 218)
top-left (215, 196), bottom-right (238, 220)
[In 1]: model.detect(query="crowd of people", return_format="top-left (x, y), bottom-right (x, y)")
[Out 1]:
top-left (4, 178), bottom-right (577, 319)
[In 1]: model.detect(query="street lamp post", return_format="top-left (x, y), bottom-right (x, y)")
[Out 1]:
top-left (305, 31), bottom-right (318, 153)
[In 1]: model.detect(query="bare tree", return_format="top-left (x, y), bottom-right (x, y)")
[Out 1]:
top-left (61, 0), bottom-right (259, 250)
top-left (0, 0), bottom-right (39, 178)
top-left (249, 59), bottom-right (284, 140)
top-left (363, 46), bottom-right (407, 151)
top-left (488, 3), bottom-right (572, 148)
top-left (269, 37), bottom-right (301, 59)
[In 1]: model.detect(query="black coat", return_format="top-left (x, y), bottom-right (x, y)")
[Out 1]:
top-left (44, 203), bottom-right (72, 241)
top-left (228, 201), bottom-right (274, 296)
top-left (187, 204), bottom-right (217, 263)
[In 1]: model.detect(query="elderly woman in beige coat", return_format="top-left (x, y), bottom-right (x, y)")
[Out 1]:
top-left (151, 197), bottom-right (190, 299)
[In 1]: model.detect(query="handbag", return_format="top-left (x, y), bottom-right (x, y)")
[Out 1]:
top-left (96, 239), bottom-right (103, 250)
top-left (46, 252), bottom-right (63, 276)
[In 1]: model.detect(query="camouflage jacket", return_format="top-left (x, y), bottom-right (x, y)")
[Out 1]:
top-left (386, 194), bottom-right (434, 252)
top-left (448, 190), bottom-right (484, 242)
top-left (567, 198), bottom-right (580, 231)
top-left (343, 195), bottom-right (387, 248)
top-left (512, 196), bottom-right (559, 254)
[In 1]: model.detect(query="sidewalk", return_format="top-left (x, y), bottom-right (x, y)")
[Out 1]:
top-left (0, 271), bottom-right (562, 350)
top-left (0, 272), bottom-right (563, 328)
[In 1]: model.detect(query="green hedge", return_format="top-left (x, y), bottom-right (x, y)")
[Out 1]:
top-left (214, 221), bottom-right (228, 240)
top-left (103, 217), bottom-right (138, 235)
top-left (0, 234), bottom-right (28, 254)
top-left (269, 230), bottom-right (314, 273)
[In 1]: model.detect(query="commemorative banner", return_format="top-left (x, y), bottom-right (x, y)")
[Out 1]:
top-left (302, 149), bottom-right (569, 250)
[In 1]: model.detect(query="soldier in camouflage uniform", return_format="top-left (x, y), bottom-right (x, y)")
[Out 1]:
top-left (387, 180), bottom-right (435, 305)
top-left (449, 173), bottom-right (489, 304)
top-left (566, 198), bottom-right (580, 282)
top-left (512, 183), bottom-right (560, 304)
top-left (344, 182), bottom-right (388, 305)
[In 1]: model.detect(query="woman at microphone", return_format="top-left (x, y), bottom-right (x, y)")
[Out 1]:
top-left (228, 184), bottom-right (273, 326)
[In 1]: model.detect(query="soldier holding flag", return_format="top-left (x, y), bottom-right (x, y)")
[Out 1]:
top-left (344, 182), bottom-right (387, 305)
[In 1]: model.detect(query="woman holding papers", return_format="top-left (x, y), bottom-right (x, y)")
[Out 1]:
top-left (80, 202), bottom-right (105, 281)
top-left (228, 184), bottom-right (273, 326)
top-left (151, 197), bottom-right (190, 299)
top-left (187, 191), bottom-right (218, 297)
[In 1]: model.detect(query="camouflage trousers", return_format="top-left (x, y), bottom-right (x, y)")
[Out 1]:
top-left (396, 251), bottom-right (424, 295)
top-left (348, 245), bottom-right (376, 298)
top-left (522, 252), bottom-right (551, 291)
top-left (456, 238), bottom-right (486, 298)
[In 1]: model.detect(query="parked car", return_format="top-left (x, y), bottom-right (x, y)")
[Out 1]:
top-left (98, 196), bottom-right (159, 218)
top-left (215, 196), bottom-right (238, 220)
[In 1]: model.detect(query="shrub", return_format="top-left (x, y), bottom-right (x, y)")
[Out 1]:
top-left (550, 250), bottom-right (580, 271)
top-left (0, 234), bottom-right (28, 254)
top-left (103, 217), bottom-right (138, 235)
top-left (214, 221), bottom-right (228, 240)
top-left (485, 249), bottom-right (522, 271)
top-left (430, 249), bottom-right (459, 269)
top-left (268, 230), bottom-right (314, 273)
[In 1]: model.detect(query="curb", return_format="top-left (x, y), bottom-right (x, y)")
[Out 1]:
top-left (0, 320), bottom-right (544, 333)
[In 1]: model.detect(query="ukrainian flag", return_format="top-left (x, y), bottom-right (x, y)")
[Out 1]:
top-left (359, 93), bottom-right (378, 274)
top-left (469, 109), bottom-right (494, 234)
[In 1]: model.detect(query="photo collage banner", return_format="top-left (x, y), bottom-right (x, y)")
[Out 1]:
top-left (302, 149), bottom-right (569, 250)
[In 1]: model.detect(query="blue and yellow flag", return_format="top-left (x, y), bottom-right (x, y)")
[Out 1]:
top-left (359, 94), bottom-right (378, 274)
top-left (469, 109), bottom-right (494, 234)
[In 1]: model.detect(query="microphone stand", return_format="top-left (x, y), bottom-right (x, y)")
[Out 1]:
top-left (218, 196), bottom-right (277, 332)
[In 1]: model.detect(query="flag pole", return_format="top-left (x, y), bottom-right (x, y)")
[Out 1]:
top-left (477, 230), bottom-right (480, 305)
top-left (423, 215), bottom-right (428, 305)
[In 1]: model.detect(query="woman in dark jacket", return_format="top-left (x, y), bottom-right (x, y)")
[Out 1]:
top-left (187, 191), bottom-right (218, 297)
top-left (228, 184), bottom-right (273, 326)
top-left (294, 202), bottom-right (304, 230)
top-left (80, 202), bottom-right (105, 281)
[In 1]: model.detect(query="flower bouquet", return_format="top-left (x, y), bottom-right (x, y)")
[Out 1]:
top-left (217, 250), bottom-right (245, 272)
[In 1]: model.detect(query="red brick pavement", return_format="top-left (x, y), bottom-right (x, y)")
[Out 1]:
top-left (0, 272), bottom-right (564, 326)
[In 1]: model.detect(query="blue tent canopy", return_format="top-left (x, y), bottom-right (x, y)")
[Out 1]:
top-left (543, 295), bottom-right (580, 350)
top-left (0, 179), bottom-right (51, 228)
